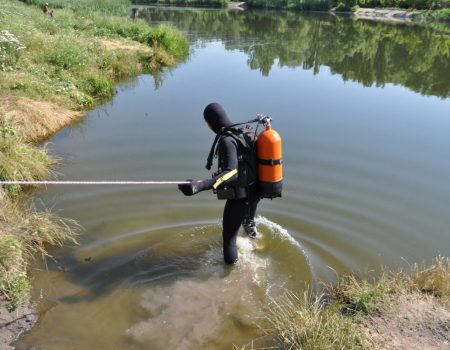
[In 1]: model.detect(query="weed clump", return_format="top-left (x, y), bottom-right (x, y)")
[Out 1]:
top-left (0, 123), bottom-right (53, 197)
top-left (411, 256), bottom-right (450, 299)
top-left (0, 197), bottom-right (80, 310)
top-left (265, 291), bottom-right (367, 349)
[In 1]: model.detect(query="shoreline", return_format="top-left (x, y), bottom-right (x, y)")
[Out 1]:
top-left (353, 7), bottom-right (422, 23)
top-left (0, 0), bottom-right (189, 347)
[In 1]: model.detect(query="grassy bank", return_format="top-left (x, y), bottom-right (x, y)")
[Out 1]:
top-left (0, 0), bottom-right (188, 310)
top-left (244, 256), bottom-right (450, 349)
top-left (1, 0), bottom-right (188, 110)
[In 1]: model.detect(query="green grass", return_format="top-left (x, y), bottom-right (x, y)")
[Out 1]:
top-left (0, 0), bottom-right (188, 109)
top-left (0, 124), bottom-right (53, 197)
top-left (0, 198), bottom-right (80, 310)
top-left (21, 0), bottom-right (132, 16)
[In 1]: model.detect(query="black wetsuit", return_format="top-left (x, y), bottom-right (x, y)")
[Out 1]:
top-left (215, 134), bottom-right (261, 264)
top-left (179, 103), bottom-right (261, 264)
top-left (204, 103), bottom-right (261, 264)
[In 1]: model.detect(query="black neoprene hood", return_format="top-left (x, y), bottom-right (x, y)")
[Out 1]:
top-left (203, 103), bottom-right (233, 134)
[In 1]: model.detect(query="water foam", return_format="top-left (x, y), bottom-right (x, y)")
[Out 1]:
top-left (256, 215), bottom-right (306, 253)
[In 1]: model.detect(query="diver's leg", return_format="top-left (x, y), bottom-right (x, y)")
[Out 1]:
top-left (242, 185), bottom-right (262, 238)
top-left (222, 198), bottom-right (246, 264)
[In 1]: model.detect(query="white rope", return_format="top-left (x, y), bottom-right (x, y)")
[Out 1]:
top-left (0, 180), bottom-right (190, 185)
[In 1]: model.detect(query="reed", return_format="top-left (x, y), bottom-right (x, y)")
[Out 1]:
top-left (0, 196), bottom-right (80, 310)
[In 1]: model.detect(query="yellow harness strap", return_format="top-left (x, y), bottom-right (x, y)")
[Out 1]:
top-left (212, 169), bottom-right (238, 190)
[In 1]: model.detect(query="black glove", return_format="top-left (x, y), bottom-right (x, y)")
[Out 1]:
top-left (178, 179), bottom-right (214, 196)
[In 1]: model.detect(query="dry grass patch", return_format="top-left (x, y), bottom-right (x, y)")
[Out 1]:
top-left (263, 291), bottom-right (367, 350)
top-left (412, 256), bottom-right (450, 301)
top-left (0, 95), bottom-right (83, 142)
top-left (96, 38), bottom-right (153, 54)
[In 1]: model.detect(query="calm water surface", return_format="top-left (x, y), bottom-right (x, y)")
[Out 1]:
top-left (17, 7), bottom-right (450, 350)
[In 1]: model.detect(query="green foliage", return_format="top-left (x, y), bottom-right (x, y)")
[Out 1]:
top-left (418, 8), bottom-right (450, 21)
top-left (0, 236), bottom-right (23, 271)
top-left (0, 235), bottom-right (28, 310)
top-left (4, 273), bottom-right (30, 310)
top-left (46, 40), bottom-right (90, 70)
top-left (433, 8), bottom-right (450, 21)
top-left (85, 77), bottom-right (114, 99)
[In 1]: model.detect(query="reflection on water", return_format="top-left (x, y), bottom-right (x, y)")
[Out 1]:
top-left (16, 6), bottom-right (450, 350)
top-left (141, 7), bottom-right (450, 98)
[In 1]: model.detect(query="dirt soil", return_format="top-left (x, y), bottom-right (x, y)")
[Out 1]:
top-left (366, 293), bottom-right (450, 349)
top-left (0, 297), bottom-right (37, 350)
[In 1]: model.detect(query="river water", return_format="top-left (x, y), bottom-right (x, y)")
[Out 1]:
top-left (17, 7), bottom-right (450, 350)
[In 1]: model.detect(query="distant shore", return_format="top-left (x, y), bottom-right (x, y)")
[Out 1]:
top-left (353, 8), bottom-right (421, 22)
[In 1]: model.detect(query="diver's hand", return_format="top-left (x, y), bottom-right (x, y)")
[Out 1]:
top-left (178, 179), bottom-right (214, 196)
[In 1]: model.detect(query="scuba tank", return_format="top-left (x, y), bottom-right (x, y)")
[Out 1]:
top-left (256, 116), bottom-right (283, 199)
top-left (205, 114), bottom-right (283, 199)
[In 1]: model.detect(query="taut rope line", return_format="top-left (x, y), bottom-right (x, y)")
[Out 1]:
top-left (0, 180), bottom-right (190, 185)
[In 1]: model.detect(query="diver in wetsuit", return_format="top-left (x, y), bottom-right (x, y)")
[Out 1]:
top-left (178, 103), bottom-right (261, 265)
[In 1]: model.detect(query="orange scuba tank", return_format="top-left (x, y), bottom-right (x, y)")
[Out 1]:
top-left (256, 123), bottom-right (283, 198)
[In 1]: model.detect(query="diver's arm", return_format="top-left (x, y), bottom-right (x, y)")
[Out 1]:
top-left (178, 137), bottom-right (238, 196)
